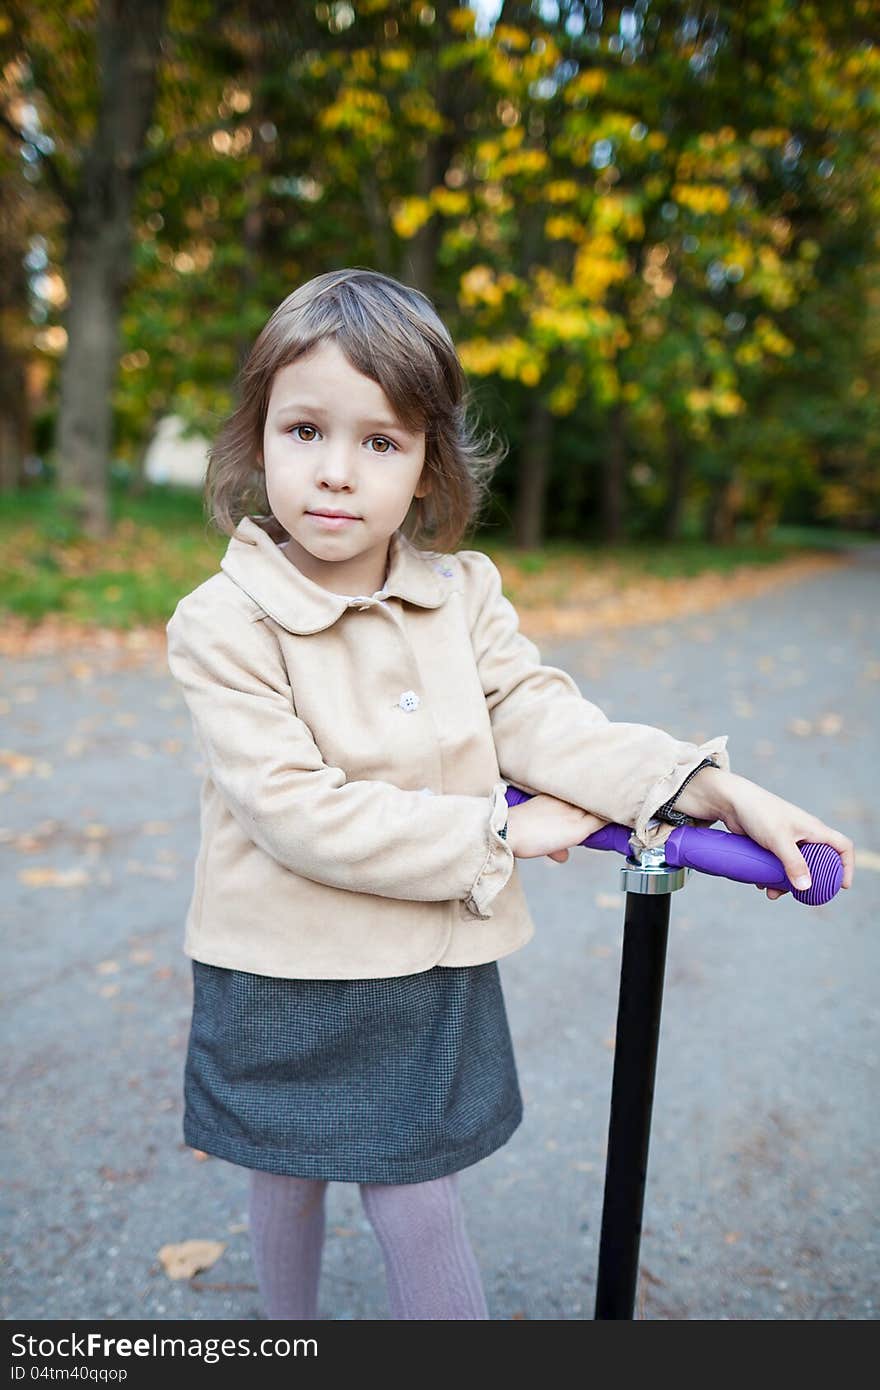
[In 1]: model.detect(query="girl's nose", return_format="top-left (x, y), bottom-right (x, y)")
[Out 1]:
top-left (315, 447), bottom-right (358, 487)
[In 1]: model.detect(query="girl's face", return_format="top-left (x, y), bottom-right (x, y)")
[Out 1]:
top-left (261, 339), bottom-right (429, 595)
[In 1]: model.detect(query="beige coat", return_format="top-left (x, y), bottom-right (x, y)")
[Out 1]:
top-left (165, 516), bottom-right (730, 979)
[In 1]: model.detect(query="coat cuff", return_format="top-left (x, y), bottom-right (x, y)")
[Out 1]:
top-left (631, 734), bottom-right (731, 851)
top-left (464, 780), bottom-right (515, 920)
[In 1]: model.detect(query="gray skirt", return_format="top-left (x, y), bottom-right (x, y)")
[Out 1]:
top-left (183, 958), bottom-right (523, 1184)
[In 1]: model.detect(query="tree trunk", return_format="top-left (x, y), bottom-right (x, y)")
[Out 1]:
top-left (663, 422), bottom-right (688, 541)
top-left (752, 481), bottom-right (780, 544)
top-left (704, 469), bottom-right (743, 544)
top-left (403, 0), bottom-right (474, 298)
top-left (55, 0), bottom-right (167, 538)
top-left (514, 390), bottom-right (553, 549)
top-left (0, 116), bottom-right (37, 491)
top-left (602, 399), bottom-right (626, 543)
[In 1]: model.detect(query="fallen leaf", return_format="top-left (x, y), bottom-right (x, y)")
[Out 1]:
top-left (157, 1238), bottom-right (226, 1280)
top-left (788, 719), bottom-right (813, 736)
top-left (0, 749), bottom-right (35, 776)
top-left (18, 866), bottom-right (90, 887)
top-left (817, 712), bottom-right (843, 735)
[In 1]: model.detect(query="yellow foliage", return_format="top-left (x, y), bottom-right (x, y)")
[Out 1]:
top-left (545, 214), bottom-right (584, 241)
top-left (564, 69), bottom-right (606, 101)
top-left (448, 6), bottom-right (476, 33)
top-left (431, 187), bottom-right (469, 216)
top-left (754, 315), bottom-right (795, 356)
top-left (400, 91), bottom-right (447, 133)
top-left (750, 128), bottom-right (790, 147)
top-left (458, 265), bottom-right (519, 309)
top-left (494, 24), bottom-right (531, 51)
top-left (672, 183), bottom-right (731, 216)
top-left (390, 195), bottom-right (431, 239)
top-left (572, 239), bottom-right (629, 300)
top-left (320, 88), bottom-right (392, 136)
top-left (735, 342), bottom-right (763, 367)
top-left (549, 381), bottom-right (578, 415)
top-left (457, 334), bottom-right (545, 382)
top-left (380, 48), bottom-right (410, 72)
top-left (532, 305), bottom-right (594, 343)
top-left (546, 180), bottom-right (580, 203)
top-left (497, 148), bottom-right (549, 177)
top-left (686, 386), bottom-right (744, 416)
top-left (593, 194), bottom-right (644, 240)
top-left (715, 389), bottom-right (745, 415)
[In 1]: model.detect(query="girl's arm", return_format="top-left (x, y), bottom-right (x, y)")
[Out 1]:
top-left (165, 589), bottom-right (514, 920)
top-left (670, 765), bottom-right (855, 897)
top-left (459, 549), bottom-right (730, 852)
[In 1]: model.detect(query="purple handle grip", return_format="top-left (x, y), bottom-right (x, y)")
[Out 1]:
top-left (504, 785), bottom-right (843, 906)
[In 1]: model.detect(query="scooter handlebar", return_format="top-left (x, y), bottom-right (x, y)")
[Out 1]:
top-left (503, 785), bottom-right (843, 906)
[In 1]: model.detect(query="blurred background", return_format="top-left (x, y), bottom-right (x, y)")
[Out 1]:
top-left (2, 0), bottom-right (879, 1324)
top-left (1, 0), bottom-right (878, 637)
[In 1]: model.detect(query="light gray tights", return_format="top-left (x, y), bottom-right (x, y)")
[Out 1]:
top-left (247, 1169), bottom-right (489, 1320)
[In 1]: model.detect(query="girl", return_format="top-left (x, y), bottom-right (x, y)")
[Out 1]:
top-left (165, 267), bottom-right (854, 1321)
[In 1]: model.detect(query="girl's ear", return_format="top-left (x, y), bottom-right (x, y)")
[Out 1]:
top-left (414, 467), bottom-right (431, 499)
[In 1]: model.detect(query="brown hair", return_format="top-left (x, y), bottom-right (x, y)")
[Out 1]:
top-left (204, 267), bottom-right (508, 553)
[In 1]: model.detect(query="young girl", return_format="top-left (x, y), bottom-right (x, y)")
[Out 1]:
top-left (165, 267), bottom-right (853, 1322)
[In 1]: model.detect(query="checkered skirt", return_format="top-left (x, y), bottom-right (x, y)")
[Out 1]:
top-left (182, 958), bottom-right (524, 1184)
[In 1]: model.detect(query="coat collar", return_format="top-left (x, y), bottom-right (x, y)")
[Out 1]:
top-left (220, 515), bottom-right (453, 635)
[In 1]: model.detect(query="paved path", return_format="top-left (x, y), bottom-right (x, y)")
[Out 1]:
top-left (3, 545), bottom-right (878, 1321)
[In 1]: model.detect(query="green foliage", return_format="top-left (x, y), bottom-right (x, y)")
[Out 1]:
top-left (7, 0), bottom-right (879, 548)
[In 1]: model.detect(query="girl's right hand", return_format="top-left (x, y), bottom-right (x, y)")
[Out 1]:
top-left (506, 793), bottom-right (609, 864)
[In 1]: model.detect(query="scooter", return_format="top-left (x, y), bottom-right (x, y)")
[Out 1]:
top-left (504, 784), bottom-right (845, 1320)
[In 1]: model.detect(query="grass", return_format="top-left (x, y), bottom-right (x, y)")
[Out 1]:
top-left (0, 481), bottom-right (872, 631)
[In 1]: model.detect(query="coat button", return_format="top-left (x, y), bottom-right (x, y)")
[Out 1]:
top-left (398, 690), bottom-right (420, 712)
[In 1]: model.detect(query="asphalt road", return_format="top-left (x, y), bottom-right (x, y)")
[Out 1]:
top-left (3, 544), bottom-right (878, 1321)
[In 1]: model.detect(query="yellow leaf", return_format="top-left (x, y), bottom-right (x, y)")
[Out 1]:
top-left (157, 1239), bottom-right (226, 1281)
top-left (19, 866), bottom-right (90, 887)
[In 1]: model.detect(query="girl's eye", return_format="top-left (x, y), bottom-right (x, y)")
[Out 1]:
top-left (287, 424), bottom-right (397, 453)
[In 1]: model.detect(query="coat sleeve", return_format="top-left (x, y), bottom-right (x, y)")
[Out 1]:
top-left (165, 587), bottom-right (513, 919)
top-left (457, 549), bottom-right (731, 851)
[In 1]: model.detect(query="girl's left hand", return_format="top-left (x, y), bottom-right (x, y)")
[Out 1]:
top-left (717, 774), bottom-right (855, 901)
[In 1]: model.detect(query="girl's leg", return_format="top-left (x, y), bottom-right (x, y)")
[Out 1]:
top-left (359, 1171), bottom-right (489, 1320)
top-left (247, 1170), bottom-right (328, 1319)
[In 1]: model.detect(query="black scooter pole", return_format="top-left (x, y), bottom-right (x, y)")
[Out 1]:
top-left (594, 844), bottom-right (689, 1319)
